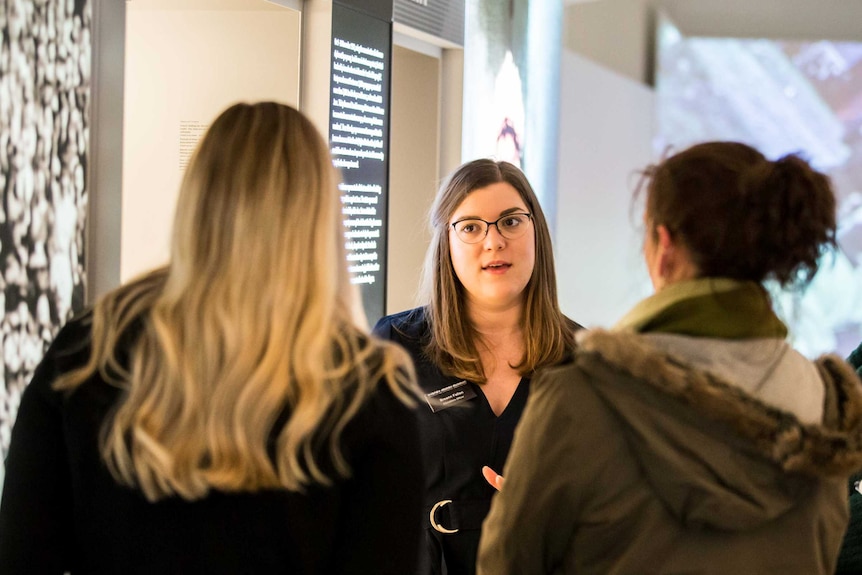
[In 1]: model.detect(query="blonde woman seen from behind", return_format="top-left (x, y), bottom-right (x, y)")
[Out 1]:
top-left (0, 102), bottom-right (424, 574)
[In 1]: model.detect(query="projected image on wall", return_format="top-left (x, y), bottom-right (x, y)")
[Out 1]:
top-left (656, 14), bottom-right (862, 358)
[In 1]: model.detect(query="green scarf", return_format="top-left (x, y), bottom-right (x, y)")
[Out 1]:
top-left (613, 278), bottom-right (787, 339)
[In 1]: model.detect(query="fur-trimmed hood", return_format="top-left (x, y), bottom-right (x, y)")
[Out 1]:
top-left (572, 328), bottom-right (862, 531)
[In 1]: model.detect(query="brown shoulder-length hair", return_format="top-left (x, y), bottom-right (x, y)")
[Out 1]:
top-left (421, 159), bottom-right (576, 383)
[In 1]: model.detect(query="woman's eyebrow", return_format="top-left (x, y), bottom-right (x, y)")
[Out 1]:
top-left (454, 207), bottom-right (528, 220)
top-left (499, 207), bottom-right (528, 215)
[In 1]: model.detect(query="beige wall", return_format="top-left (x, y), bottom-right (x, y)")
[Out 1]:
top-left (118, 5), bottom-right (463, 319)
top-left (564, 0), bottom-right (654, 85)
top-left (299, 0), bottom-right (333, 138)
top-left (387, 45), bottom-right (441, 314)
top-left (121, 0), bottom-right (300, 281)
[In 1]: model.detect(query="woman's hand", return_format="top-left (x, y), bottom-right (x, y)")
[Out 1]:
top-left (482, 466), bottom-right (505, 491)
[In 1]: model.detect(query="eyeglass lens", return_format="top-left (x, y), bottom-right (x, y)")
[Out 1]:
top-left (452, 214), bottom-right (531, 244)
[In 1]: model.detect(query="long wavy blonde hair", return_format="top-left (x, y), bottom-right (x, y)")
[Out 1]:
top-left (56, 102), bottom-right (415, 501)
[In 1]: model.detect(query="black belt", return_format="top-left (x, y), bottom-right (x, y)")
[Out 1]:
top-left (427, 499), bottom-right (491, 533)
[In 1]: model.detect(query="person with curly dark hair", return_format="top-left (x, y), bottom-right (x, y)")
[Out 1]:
top-left (479, 141), bottom-right (862, 575)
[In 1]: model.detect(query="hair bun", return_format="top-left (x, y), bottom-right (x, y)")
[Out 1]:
top-left (741, 152), bottom-right (836, 286)
top-left (642, 141), bottom-right (837, 289)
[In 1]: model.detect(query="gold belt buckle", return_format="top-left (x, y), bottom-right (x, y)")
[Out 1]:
top-left (429, 499), bottom-right (459, 534)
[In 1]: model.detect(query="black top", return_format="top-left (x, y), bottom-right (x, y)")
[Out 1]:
top-left (372, 307), bottom-right (530, 575)
top-left (837, 342), bottom-right (862, 574)
top-left (0, 314), bottom-right (424, 574)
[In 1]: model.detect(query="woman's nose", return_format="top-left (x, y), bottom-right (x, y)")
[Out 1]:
top-left (483, 224), bottom-right (506, 249)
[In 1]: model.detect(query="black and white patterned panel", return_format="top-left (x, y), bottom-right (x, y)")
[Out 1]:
top-left (0, 0), bottom-right (90, 460)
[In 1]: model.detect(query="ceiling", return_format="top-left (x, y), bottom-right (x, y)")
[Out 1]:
top-left (659, 0), bottom-right (862, 41)
top-left (565, 0), bottom-right (862, 41)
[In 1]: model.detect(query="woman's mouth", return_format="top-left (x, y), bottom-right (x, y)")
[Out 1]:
top-left (483, 262), bottom-right (511, 272)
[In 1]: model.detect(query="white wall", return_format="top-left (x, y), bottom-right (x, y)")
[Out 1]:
top-left (122, 1), bottom-right (300, 281)
top-left (555, 50), bottom-right (655, 328)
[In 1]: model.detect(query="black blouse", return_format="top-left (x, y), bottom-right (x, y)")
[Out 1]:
top-left (373, 307), bottom-right (531, 575)
top-left (0, 314), bottom-right (424, 574)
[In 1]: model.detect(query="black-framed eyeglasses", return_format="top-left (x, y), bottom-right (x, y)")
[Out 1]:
top-left (450, 213), bottom-right (533, 244)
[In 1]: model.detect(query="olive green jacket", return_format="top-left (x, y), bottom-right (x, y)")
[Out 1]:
top-left (478, 329), bottom-right (862, 575)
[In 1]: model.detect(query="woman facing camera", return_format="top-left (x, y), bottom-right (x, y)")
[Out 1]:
top-left (478, 142), bottom-right (862, 575)
top-left (374, 159), bottom-right (582, 575)
top-left (0, 102), bottom-right (424, 574)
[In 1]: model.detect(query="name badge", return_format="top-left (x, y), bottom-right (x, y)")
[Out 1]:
top-left (425, 380), bottom-right (477, 413)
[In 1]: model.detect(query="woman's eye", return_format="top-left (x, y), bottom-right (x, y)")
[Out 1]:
top-left (501, 217), bottom-right (521, 229)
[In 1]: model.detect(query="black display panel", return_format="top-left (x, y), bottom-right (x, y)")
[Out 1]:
top-left (329, 2), bottom-right (392, 325)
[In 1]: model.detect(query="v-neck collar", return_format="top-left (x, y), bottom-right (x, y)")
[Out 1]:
top-left (473, 376), bottom-right (530, 420)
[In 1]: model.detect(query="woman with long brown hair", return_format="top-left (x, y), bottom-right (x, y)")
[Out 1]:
top-left (374, 158), bottom-right (581, 574)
